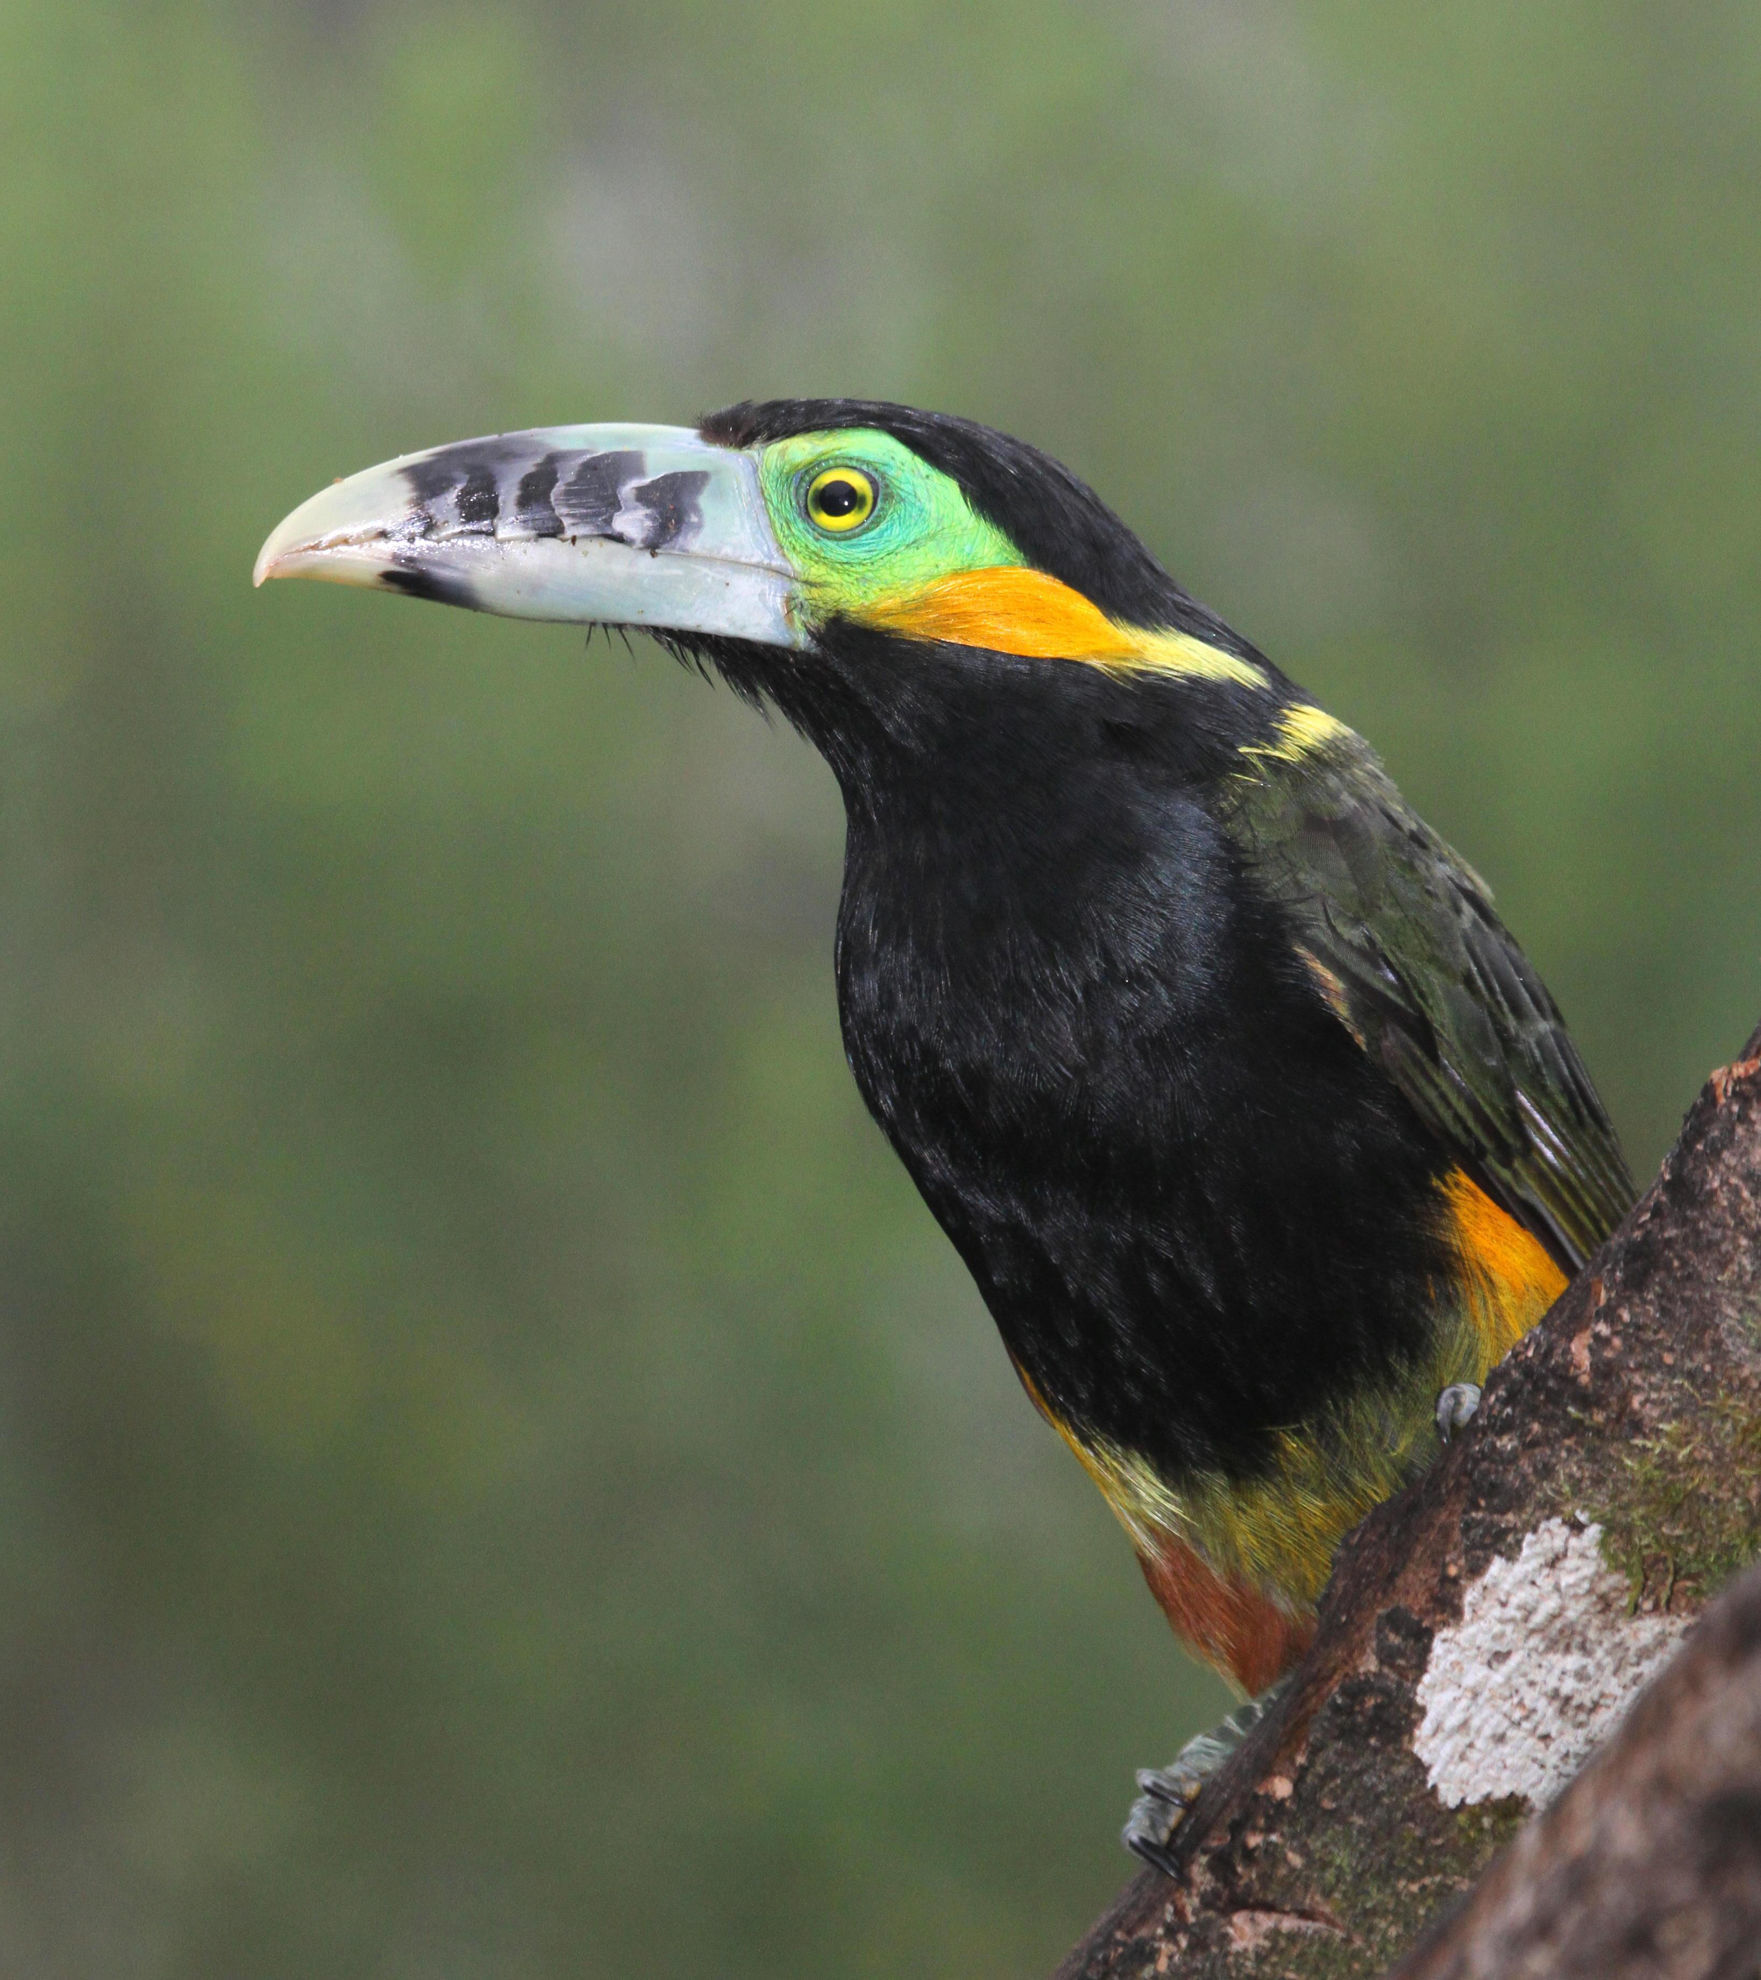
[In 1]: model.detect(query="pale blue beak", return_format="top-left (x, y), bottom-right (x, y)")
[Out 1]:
top-left (254, 424), bottom-right (802, 648)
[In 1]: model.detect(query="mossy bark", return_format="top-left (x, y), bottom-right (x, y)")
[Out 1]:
top-left (1058, 1025), bottom-right (1761, 1980)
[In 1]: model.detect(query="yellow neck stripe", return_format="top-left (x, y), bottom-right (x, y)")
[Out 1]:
top-left (858, 568), bottom-right (1267, 688)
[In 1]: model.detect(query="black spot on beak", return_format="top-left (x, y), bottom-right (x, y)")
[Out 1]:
top-left (401, 439), bottom-right (525, 534)
top-left (403, 452), bottom-right (466, 508)
top-left (627, 470), bottom-right (709, 551)
top-left (556, 450), bottom-right (642, 537)
top-left (514, 455), bottom-right (565, 538)
top-left (455, 464), bottom-right (500, 532)
top-left (376, 438), bottom-right (713, 565)
top-left (380, 558), bottom-right (478, 609)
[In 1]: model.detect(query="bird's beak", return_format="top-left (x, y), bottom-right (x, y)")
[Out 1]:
top-left (253, 424), bottom-right (803, 647)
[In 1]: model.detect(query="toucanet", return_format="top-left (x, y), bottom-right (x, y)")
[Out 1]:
top-left (256, 402), bottom-right (1634, 1865)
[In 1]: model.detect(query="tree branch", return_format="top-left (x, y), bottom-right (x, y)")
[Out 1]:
top-left (1391, 1551), bottom-right (1761, 1978)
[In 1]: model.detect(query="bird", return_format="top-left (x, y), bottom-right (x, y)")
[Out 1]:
top-left (256, 400), bottom-right (1635, 1867)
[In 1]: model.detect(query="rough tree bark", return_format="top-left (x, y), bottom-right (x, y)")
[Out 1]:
top-left (1058, 1024), bottom-right (1761, 1980)
top-left (1392, 1551), bottom-right (1761, 1978)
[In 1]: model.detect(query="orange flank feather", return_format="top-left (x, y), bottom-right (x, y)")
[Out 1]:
top-left (1441, 1167), bottom-right (1569, 1363)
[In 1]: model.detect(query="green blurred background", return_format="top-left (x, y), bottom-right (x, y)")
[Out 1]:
top-left (2, 3), bottom-right (1758, 1974)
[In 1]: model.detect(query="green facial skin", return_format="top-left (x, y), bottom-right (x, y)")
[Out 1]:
top-left (757, 429), bottom-right (1027, 627)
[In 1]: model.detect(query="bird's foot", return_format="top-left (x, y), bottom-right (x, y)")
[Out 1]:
top-left (1435, 1381), bottom-right (1483, 1442)
top-left (1123, 1681), bottom-right (1289, 1876)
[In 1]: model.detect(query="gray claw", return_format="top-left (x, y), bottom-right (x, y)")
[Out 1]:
top-left (1123, 1773), bottom-right (1197, 1876)
top-left (1436, 1381), bottom-right (1483, 1441)
top-left (1123, 1684), bottom-right (1290, 1874)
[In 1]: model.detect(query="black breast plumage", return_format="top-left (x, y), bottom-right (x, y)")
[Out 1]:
top-left (825, 652), bottom-right (1458, 1488)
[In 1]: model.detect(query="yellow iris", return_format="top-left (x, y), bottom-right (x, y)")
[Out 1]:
top-left (804, 466), bottom-right (877, 533)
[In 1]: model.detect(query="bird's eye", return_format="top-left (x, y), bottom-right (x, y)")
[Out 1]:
top-left (804, 466), bottom-right (878, 534)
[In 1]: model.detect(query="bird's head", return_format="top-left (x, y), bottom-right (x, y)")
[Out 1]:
top-left (256, 399), bottom-right (1276, 774)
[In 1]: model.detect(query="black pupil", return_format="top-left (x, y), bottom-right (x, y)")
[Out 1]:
top-left (815, 478), bottom-right (864, 518)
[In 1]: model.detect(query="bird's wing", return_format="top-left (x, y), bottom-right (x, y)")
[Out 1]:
top-left (1216, 710), bottom-right (1635, 1271)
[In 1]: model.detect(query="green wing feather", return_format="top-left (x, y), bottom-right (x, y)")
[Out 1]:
top-left (1218, 709), bottom-right (1635, 1271)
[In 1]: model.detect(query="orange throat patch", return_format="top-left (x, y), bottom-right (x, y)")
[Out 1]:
top-left (854, 567), bottom-right (1267, 687)
top-left (861, 567), bottom-right (1143, 660)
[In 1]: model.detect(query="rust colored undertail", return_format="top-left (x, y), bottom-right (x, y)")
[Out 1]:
top-left (1137, 1535), bottom-right (1316, 1695)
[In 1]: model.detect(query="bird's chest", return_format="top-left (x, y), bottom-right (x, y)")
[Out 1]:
top-left (829, 792), bottom-right (1453, 1492)
top-left (832, 805), bottom-right (1236, 1233)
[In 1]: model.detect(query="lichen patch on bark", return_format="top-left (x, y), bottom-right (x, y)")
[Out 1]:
top-left (1412, 1517), bottom-right (1687, 1809)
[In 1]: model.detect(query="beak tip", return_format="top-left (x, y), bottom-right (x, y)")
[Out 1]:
top-left (253, 531), bottom-right (330, 589)
top-left (253, 528), bottom-right (292, 588)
